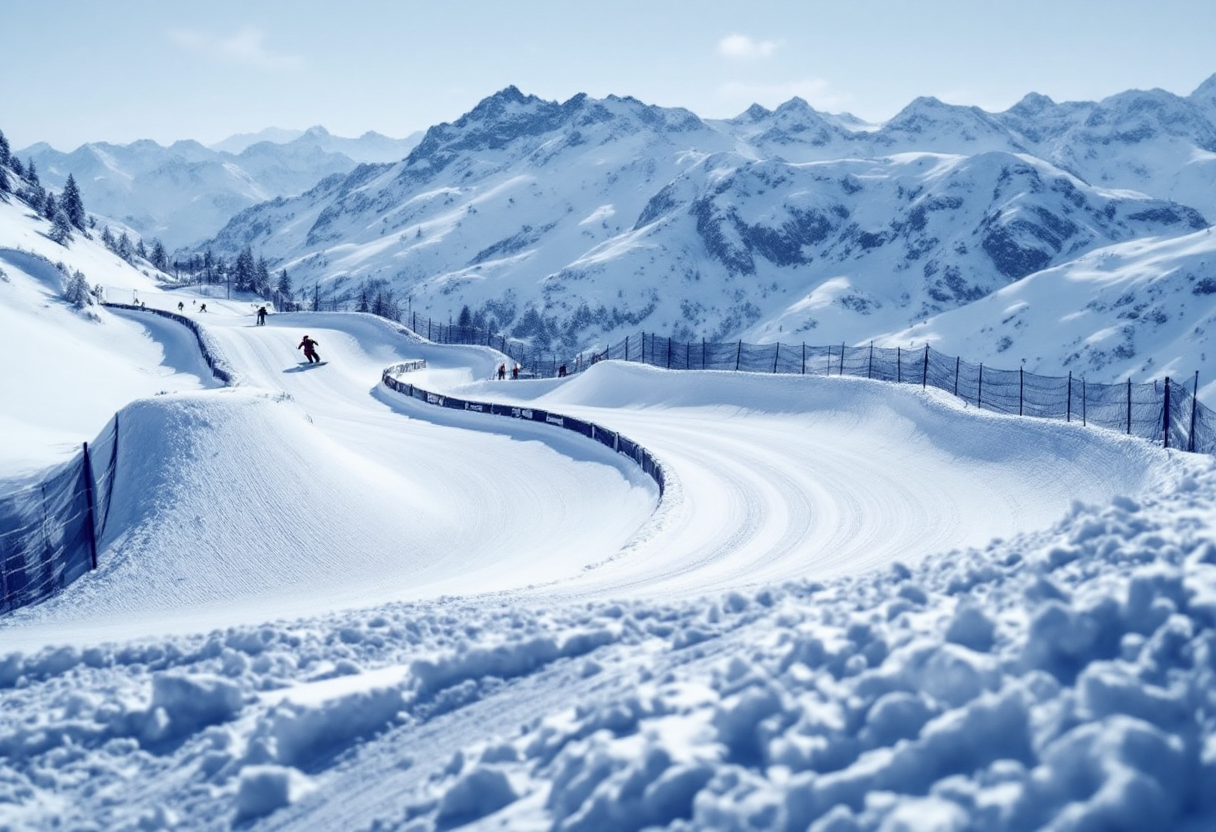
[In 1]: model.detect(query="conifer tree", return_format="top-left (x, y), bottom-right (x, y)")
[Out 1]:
top-left (150, 239), bottom-right (168, 271)
top-left (0, 165), bottom-right (9, 195)
top-left (43, 191), bottom-right (57, 221)
top-left (0, 128), bottom-right (9, 166)
top-left (276, 268), bottom-right (292, 296)
top-left (233, 247), bottom-right (255, 292)
top-left (254, 256), bottom-right (271, 296)
top-left (63, 268), bottom-right (92, 307)
top-left (60, 174), bottom-right (86, 230)
top-left (101, 225), bottom-right (115, 250)
top-left (50, 211), bottom-right (73, 245)
top-left (25, 158), bottom-right (38, 187)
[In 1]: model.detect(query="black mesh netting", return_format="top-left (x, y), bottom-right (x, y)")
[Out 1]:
top-left (1, 417), bottom-right (118, 613)
top-left (578, 335), bottom-right (1213, 455)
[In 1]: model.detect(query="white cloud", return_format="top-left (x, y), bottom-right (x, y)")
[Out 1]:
top-left (170, 27), bottom-right (302, 70)
top-left (718, 78), bottom-right (850, 112)
top-left (717, 34), bottom-right (780, 60)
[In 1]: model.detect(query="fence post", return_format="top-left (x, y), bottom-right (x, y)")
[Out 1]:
top-left (802, 343), bottom-right (806, 375)
top-left (427, 318), bottom-right (432, 340)
top-left (643, 333), bottom-right (647, 365)
top-left (1067, 372), bottom-right (1072, 422)
top-left (922, 345), bottom-right (929, 390)
top-left (978, 364), bottom-right (984, 409)
top-left (868, 342), bottom-right (873, 379)
top-left (1083, 378), bottom-right (1087, 426)
top-left (1191, 371), bottom-right (1199, 453)
top-left (81, 442), bottom-right (99, 571)
top-left (897, 347), bottom-right (902, 383)
top-left (839, 343), bottom-right (845, 376)
top-left (702, 338), bottom-right (706, 370)
top-left (1019, 366), bottom-right (1024, 416)
top-left (1163, 376), bottom-right (1171, 448)
top-left (667, 337), bottom-right (672, 369)
top-left (735, 340), bottom-right (742, 371)
top-left (773, 343), bottom-right (779, 373)
top-left (686, 341), bottom-right (690, 370)
top-left (954, 357), bottom-right (960, 397)
top-left (1127, 377), bottom-right (1132, 434)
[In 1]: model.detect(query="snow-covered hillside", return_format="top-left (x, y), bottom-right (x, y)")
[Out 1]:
top-left (0, 195), bottom-right (216, 472)
top-left (16, 127), bottom-right (421, 249)
top-left (2, 191), bottom-right (1214, 828)
top-left (198, 81), bottom-right (1216, 386)
top-left (881, 228), bottom-right (1216, 399)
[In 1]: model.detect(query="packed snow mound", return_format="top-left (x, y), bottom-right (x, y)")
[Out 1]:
top-left (3, 461), bottom-right (1214, 831)
top-left (2, 386), bottom-right (656, 647)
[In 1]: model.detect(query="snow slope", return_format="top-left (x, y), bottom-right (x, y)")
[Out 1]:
top-left (2, 193), bottom-right (1216, 830)
top-left (879, 228), bottom-right (1216, 398)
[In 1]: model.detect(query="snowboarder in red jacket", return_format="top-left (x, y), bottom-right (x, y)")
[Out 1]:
top-left (298, 335), bottom-right (321, 364)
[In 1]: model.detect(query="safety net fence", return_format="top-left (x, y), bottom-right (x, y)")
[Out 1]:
top-left (2, 304), bottom-right (236, 615)
top-left (423, 322), bottom-right (1213, 456)
top-left (1, 417), bottom-right (120, 614)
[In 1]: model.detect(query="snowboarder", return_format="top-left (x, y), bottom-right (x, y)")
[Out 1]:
top-left (177, 301), bottom-right (184, 312)
top-left (558, 363), bottom-right (567, 378)
top-left (298, 334), bottom-right (321, 364)
top-left (199, 303), bottom-right (207, 312)
top-left (497, 363), bottom-right (506, 380)
top-left (256, 305), bottom-right (268, 326)
top-left (511, 364), bottom-right (520, 380)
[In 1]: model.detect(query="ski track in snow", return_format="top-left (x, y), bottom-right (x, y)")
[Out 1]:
top-left (4, 289), bottom-right (1215, 832)
top-left (1, 294), bottom-right (1189, 644)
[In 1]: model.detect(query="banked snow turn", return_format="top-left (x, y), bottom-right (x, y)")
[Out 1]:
top-left (2, 296), bottom-right (1191, 648)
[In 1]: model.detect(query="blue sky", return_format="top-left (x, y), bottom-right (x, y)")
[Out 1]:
top-left (2, 0), bottom-right (1214, 150)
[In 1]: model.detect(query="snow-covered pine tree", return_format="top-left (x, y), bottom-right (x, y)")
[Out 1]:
top-left (50, 211), bottom-right (74, 246)
top-left (43, 192), bottom-right (57, 221)
top-left (62, 268), bottom-right (92, 307)
top-left (60, 174), bottom-right (86, 231)
top-left (276, 268), bottom-right (292, 296)
top-left (0, 128), bottom-right (10, 166)
top-left (149, 239), bottom-right (168, 271)
top-left (116, 231), bottom-right (133, 262)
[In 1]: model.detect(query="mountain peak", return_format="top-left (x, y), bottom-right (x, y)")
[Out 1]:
top-left (1191, 72), bottom-right (1216, 107)
top-left (741, 103), bottom-right (772, 122)
top-left (1008, 92), bottom-right (1057, 115)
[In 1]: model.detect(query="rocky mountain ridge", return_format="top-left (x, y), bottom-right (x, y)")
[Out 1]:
top-left (197, 79), bottom-right (1216, 387)
top-left (15, 127), bottom-right (420, 248)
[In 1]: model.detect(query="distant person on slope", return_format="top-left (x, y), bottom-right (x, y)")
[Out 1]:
top-left (256, 305), bottom-right (268, 326)
top-left (298, 334), bottom-right (322, 364)
top-left (497, 363), bottom-right (506, 380)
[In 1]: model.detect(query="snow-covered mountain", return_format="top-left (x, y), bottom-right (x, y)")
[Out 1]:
top-left (879, 227), bottom-right (1216, 395)
top-left (201, 82), bottom-right (1215, 382)
top-left (15, 127), bottom-right (421, 249)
